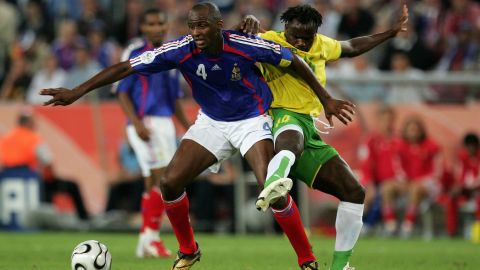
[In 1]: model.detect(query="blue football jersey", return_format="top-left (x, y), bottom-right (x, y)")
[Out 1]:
top-left (129, 30), bottom-right (293, 121)
top-left (115, 39), bottom-right (182, 119)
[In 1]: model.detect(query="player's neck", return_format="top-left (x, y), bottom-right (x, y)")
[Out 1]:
top-left (203, 33), bottom-right (224, 55)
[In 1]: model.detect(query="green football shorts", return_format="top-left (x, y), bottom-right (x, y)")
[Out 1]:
top-left (270, 108), bottom-right (338, 187)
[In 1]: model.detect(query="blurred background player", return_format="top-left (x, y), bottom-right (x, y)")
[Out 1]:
top-left (360, 105), bottom-right (402, 232)
top-left (446, 133), bottom-right (480, 240)
top-left (382, 116), bottom-right (442, 237)
top-left (253, 4), bottom-right (408, 270)
top-left (114, 8), bottom-right (190, 258)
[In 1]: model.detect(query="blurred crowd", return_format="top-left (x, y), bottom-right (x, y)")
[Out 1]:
top-left (0, 0), bottom-right (479, 104)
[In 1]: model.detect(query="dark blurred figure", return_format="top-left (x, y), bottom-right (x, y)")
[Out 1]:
top-left (0, 57), bottom-right (32, 101)
top-left (189, 160), bottom-right (237, 233)
top-left (106, 139), bottom-right (144, 213)
top-left (52, 20), bottom-right (81, 71)
top-left (446, 133), bottom-right (480, 237)
top-left (17, 0), bottom-right (54, 43)
top-left (112, 0), bottom-right (144, 45)
top-left (337, 0), bottom-right (375, 39)
top-left (76, 0), bottom-right (107, 37)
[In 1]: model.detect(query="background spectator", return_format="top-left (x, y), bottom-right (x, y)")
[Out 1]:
top-left (381, 116), bottom-right (442, 237)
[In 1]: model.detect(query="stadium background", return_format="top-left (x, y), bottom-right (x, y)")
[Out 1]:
top-left (0, 0), bottom-right (480, 269)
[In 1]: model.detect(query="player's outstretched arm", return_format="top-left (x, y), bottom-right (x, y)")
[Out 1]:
top-left (289, 54), bottom-right (355, 126)
top-left (40, 61), bottom-right (135, 106)
top-left (340, 4), bottom-right (408, 58)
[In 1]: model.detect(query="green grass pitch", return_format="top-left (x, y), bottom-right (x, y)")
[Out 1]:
top-left (0, 232), bottom-right (479, 270)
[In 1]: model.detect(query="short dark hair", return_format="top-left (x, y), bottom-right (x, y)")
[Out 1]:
top-left (141, 8), bottom-right (166, 24)
top-left (280, 4), bottom-right (323, 29)
top-left (191, 1), bottom-right (222, 22)
top-left (464, 132), bottom-right (479, 147)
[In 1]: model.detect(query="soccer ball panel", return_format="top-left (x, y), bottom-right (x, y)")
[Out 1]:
top-left (71, 240), bottom-right (112, 270)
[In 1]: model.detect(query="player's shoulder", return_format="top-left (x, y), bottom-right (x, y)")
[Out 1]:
top-left (224, 30), bottom-right (281, 51)
top-left (153, 35), bottom-right (195, 55)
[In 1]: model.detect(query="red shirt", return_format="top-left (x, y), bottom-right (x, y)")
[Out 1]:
top-left (398, 138), bottom-right (440, 181)
top-left (361, 133), bottom-right (401, 184)
top-left (457, 149), bottom-right (480, 187)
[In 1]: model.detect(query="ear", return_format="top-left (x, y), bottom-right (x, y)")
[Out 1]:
top-left (217, 20), bottom-right (224, 29)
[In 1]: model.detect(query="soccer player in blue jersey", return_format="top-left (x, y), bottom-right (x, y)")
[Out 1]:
top-left (41, 2), bottom-right (354, 269)
top-left (114, 8), bottom-right (190, 258)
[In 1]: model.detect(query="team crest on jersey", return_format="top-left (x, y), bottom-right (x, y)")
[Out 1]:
top-left (139, 51), bottom-right (155, 64)
top-left (230, 63), bottom-right (242, 81)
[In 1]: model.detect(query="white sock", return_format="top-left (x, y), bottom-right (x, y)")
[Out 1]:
top-left (144, 227), bottom-right (160, 242)
top-left (265, 150), bottom-right (295, 186)
top-left (335, 201), bottom-right (364, 251)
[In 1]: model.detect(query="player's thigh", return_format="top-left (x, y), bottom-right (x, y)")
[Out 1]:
top-left (290, 143), bottom-right (338, 188)
top-left (244, 139), bottom-right (274, 186)
top-left (312, 155), bottom-right (365, 203)
top-left (147, 116), bottom-right (177, 165)
top-left (164, 139), bottom-right (217, 187)
top-left (227, 114), bottom-right (274, 185)
top-left (126, 125), bottom-right (153, 178)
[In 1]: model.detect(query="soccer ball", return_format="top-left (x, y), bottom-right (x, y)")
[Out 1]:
top-left (71, 240), bottom-right (112, 270)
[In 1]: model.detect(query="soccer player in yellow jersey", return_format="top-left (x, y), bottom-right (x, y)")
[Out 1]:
top-left (253, 4), bottom-right (409, 270)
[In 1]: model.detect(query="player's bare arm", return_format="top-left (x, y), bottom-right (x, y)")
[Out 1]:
top-left (117, 91), bottom-right (151, 141)
top-left (289, 54), bottom-right (355, 126)
top-left (40, 61), bottom-right (135, 106)
top-left (340, 4), bottom-right (408, 57)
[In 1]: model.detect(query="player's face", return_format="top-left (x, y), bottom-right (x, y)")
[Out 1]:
top-left (141, 13), bottom-right (168, 47)
top-left (284, 19), bottom-right (316, 52)
top-left (187, 8), bottom-right (222, 50)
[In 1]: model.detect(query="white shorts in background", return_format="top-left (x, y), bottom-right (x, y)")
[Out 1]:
top-left (182, 111), bottom-right (273, 172)
top-left (126, 116), bottom-right (176, 177)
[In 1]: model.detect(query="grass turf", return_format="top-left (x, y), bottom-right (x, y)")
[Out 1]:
top-left (0, 232), bottom-right (478, 270)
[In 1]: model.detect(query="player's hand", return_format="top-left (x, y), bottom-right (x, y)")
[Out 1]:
top-left (134, 123), bottom-right (151, 141)
top-left (40, 88), bottom-right (82, 106)
top-left (323, 98), bottom-right (355, 126)
top-left (393, 4), bottom-right (408, 35)
top-left (239, 15), bottom-right (260, 35)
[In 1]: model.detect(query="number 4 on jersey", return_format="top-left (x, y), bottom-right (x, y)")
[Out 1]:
top-left (196, 64), bottom-right (207, 80)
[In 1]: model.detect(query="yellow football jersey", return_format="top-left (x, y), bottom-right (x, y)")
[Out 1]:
top-left (259, 31), bottom-right (341, 116)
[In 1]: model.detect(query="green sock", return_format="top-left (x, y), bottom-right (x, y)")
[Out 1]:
top-left (330, 250), bottom-right (352, 270)
top-left (264, 156), bottom-right (291, 187)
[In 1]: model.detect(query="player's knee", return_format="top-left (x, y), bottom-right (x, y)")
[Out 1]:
top-left (342, 182), bottom-right (365, 204)
top-left (275, 137), bottom-right (303, 158)
top-left (159, 171), bottom-right (184, 200)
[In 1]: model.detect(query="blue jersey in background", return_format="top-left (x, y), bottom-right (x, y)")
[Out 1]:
top-left (116, 39), bottom-right (182, 120)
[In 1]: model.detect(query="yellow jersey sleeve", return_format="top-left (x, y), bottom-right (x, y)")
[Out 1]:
top-left (319, 35), bottom-right (341, 61)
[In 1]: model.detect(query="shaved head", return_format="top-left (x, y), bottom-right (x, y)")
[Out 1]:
top-left (190, 1), bottom-right (222, 22)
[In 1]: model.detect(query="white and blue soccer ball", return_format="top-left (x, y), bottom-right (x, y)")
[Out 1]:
top-left (71, 240), bottom-right (112, 270)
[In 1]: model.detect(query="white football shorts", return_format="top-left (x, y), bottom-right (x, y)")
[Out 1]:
top-left (182, 110), bottom-right (273, 172)
top-left (126, 116), bottom-right (177, 177)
